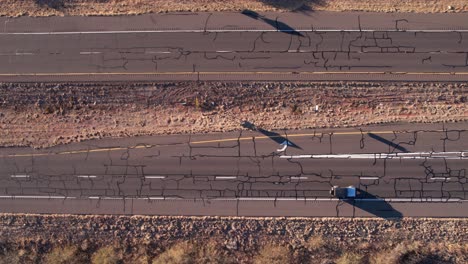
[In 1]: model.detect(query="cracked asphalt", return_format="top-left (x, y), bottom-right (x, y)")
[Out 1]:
top-left (0, 123), bottom-right (467, 217)
top-left (1, 11), bottom-right (468, 81)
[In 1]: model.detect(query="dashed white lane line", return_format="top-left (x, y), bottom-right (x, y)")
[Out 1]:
top-left (144, 176), bottom-right (166, 179)
top-left (360, 177), bottom-right (380, 180)
top-left (79, 51), bottom-right (101, 55)
top-left (88, 196), bottom-right (168, 200)
top-left (76, 175), bottom-right (97, 178)
top-left (215, 50), bottom-right (233, 53)
top-left (0, 52), bottom-right (35, 56)
top-left (291, 176), bottom-right (308, 180)
top-left (15, 52), bottom-right (34, 55)
top-left (215, 176), bottom-right (237, 180)
top-left (144, 51), bottom-right (171, 54)
top-left (0, 196), bottom-right (463, 202)
top-left (430, 177), bottom-right (451, 181)
top-left (10, 174), bottom-right (30, 178)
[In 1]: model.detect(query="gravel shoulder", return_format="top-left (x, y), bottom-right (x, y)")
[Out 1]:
top-left (0, 81), bottom-right (466, 148)
top-left (0, 0), bottom-right (466, 17)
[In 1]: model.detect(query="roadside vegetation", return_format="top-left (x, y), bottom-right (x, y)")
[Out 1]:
top-left (0, 0), bottom-right (466, 17)
top-left (0, 238), bottom-right (466, 263)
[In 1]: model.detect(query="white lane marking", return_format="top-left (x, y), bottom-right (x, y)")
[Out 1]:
top-left (430, 177), bottom-right (451, 181)
top-left (88, 196), bottom-right (173, 200)
top-left (215, 176), bottom-right (237, 180)
top-left (77, 175), bottom-right (97, 178)
top-left (291, 176), bottom-right (308, 180)
top-left (145, 176), bottom-right (166, 179)
top-left (145, 51), bottom-right (171, 54)
top-left (0, 196), bottom-right (462, 202)
top-left (360, 177), bottom-right (379, 180)
top-left (281, 151), bottom-right (467, 159)
top-left (2, 29), bottom-right (468, 35)
top-left (215, 50), bottom-right (233, 53)
top-left (10, 174), bottom-right (30, 178)
top-left (79, 51), bottom-right (101, 55)
top-left (0, 195), bottom-right (75, 199)
top-left (15, 52), bottom-right (34, 55)
top-left (213, 197), bottom-right (463, 202)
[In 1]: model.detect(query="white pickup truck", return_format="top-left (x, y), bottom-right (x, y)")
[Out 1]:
top-left (330, 185), bottom-right (356, 199)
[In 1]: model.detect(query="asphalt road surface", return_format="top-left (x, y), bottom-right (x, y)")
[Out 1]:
top-left (0, 123), bottom-right (467, 217)
top-left (1, 11), bottom-right (468, 81)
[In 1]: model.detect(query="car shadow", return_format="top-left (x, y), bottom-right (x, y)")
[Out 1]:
top-left (241, 10), bottom-right (304, 37)
top-left (344, 188), bottom-right (403, 219)
top-left (241, 121), bottom-right (302, 149)
top-left (368, 133), bottom-right (409, 153)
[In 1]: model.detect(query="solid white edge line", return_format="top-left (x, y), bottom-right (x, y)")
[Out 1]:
top-left (2, 29), bottom-right (468, 35)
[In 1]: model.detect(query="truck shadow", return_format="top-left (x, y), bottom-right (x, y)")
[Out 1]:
top-left (344, 189), bottom-right (403, 219)
top-left (368, 132), bottom-right (409, 153)
top-left (241, 10), bottom-right (304, 36)
top-left (241, 121), bottom-right (302, 149)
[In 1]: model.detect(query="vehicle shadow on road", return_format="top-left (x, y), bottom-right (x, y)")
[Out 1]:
top-left (257, 0), bottom-right (325, 12)
top-left (368, 132), bottom-right (409, 153)
top-left (241, 10), bottom-right (304, 36)
top-left (345, 189), bottom-right (403, 219)
top-left (241, 121), bottom-right (302, 149)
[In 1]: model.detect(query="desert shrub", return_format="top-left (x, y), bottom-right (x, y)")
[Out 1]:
top-left (306, 235), bottom-right (326, 252)
top-left (336, 252), bottom-right (363, 264)
top-left (0, 251), bottom-right (20, 264)
top-left (371, 242), bottom-right (453, 264)
top-left (44, 245), bottom-right (88, 264)
top-left (91, 246), bottom-right (121, 264)
top-left (253, 243), bottom-right (292, 264)
top-left (196, 240), bottom-right (235, 264)
top-left (152, 241), bottom-right (196, 264)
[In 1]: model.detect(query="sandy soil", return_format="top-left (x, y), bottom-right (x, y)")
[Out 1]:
top-left (0, 81), bottom-right (466, 149)
top-left (0, 0), bottom-right (466, 17)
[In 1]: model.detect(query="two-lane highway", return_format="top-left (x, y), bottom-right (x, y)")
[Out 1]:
top-left (1, 123), bottom-right (467, 217)
top-left (1, 11), bottom-right (468, 81)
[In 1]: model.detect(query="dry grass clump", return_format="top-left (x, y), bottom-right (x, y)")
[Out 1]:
top-left (253, 243), bottom-right (292, 264)
top-left (91, 246), bottom-right (122, 264)
top-left (370, 242), bottom-right (461, 264)
top-left (152, 240), bottom-right (234, 264)
top-left (306, 235), bottom-right (326, 252)
top-left (152, 241), bottom-right (196, 264)
top-left (44, 245), bottom-right (89, 264)
top-left (336, 252), bottom-right (364, 264)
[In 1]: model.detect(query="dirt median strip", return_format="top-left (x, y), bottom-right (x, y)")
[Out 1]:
top-left (0, 81), bottom-right (466, 148)
top-left (0, 0), bottom-right (466, 17)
